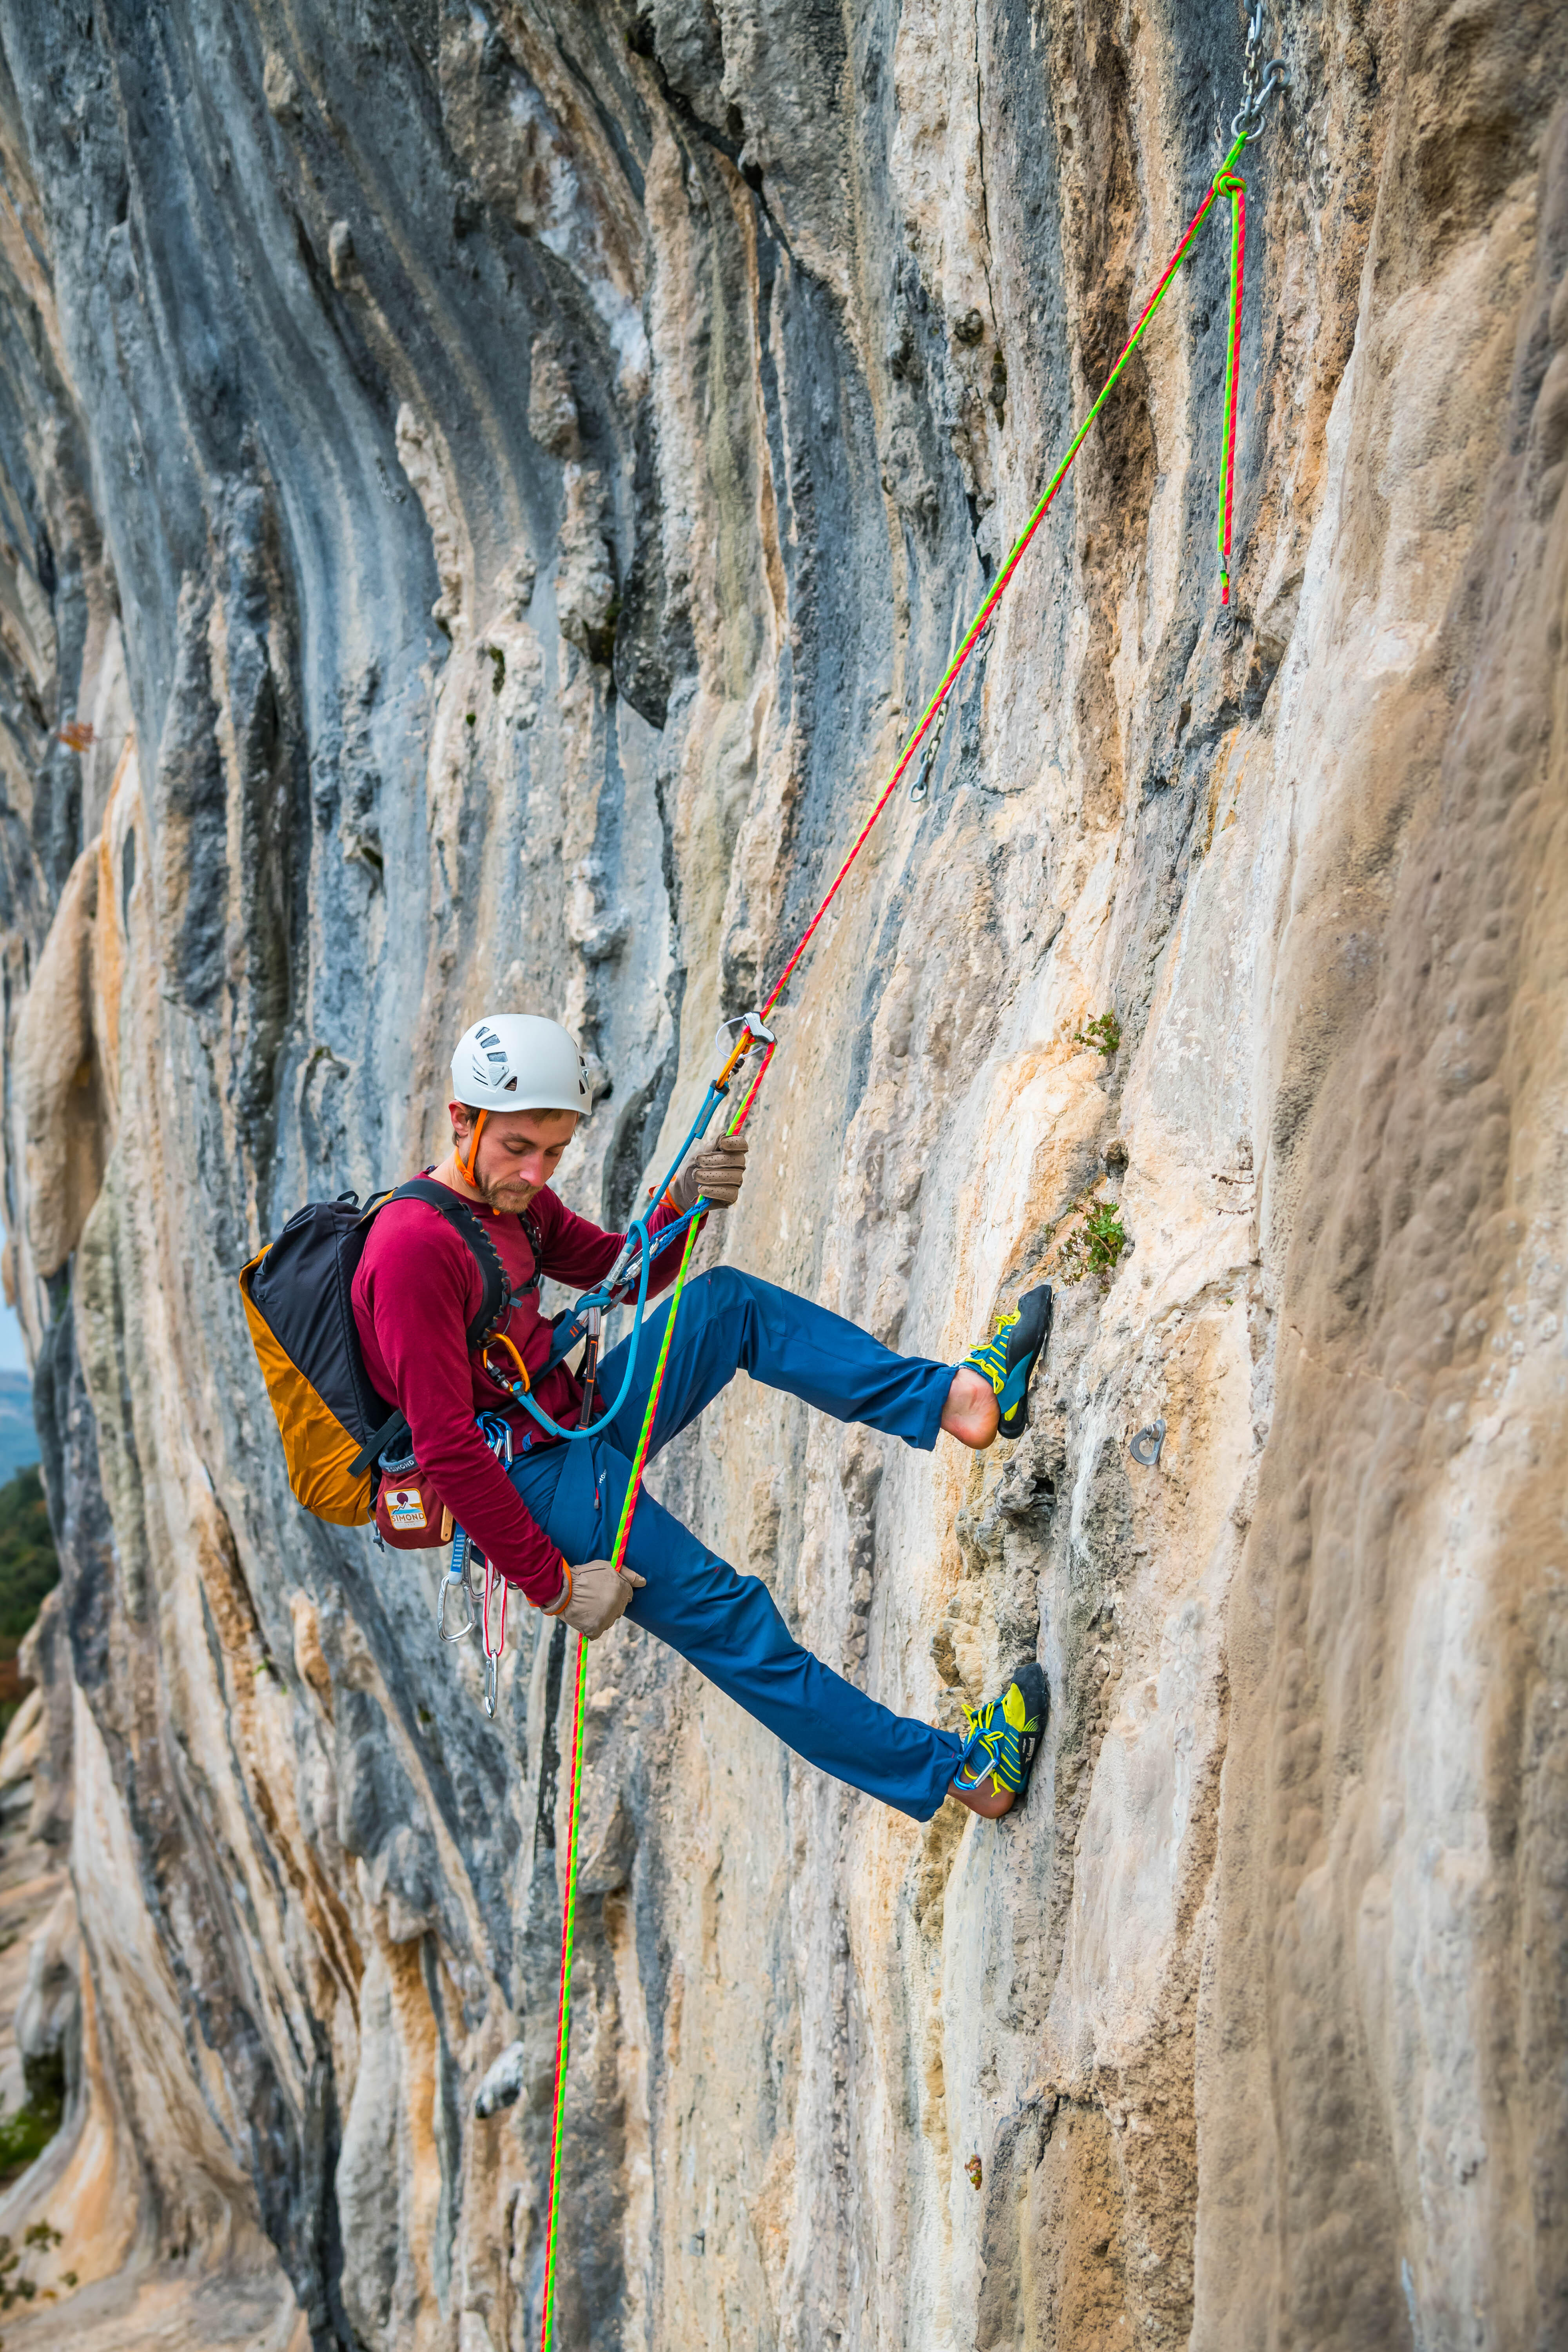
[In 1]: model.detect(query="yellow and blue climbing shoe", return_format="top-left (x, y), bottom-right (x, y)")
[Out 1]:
top-left (953, 1661), bottom-right (1048, 1802)
top-left (964, 1283), bottom-right (1053, 1439)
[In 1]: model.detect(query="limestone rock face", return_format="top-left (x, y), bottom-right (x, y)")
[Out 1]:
top-left (0, 3), bottom-right (1561, 2347)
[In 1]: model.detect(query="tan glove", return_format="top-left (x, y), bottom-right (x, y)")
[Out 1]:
top-left (543, 1558), bottom-right (646, 1639)
top-left (670, 1131), bottom-right (748, 1214)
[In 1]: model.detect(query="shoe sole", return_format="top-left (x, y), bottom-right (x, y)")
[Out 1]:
top-left (999, 1284), bottom-right (1053, 1440)
top-left (1008, 1660), bottom-right (1049, 1806)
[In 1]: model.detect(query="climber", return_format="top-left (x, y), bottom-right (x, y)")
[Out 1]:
top-left (352, 1014), bottom-right (1053, 1821)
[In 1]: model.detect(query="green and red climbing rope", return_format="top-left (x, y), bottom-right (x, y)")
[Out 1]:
top-left (1216, 167), bottom-right (1248, 602)
top-left (539, 1622), bottom-right (589, 2345)
top-left (537, 93), bottom-right (1282, 2350)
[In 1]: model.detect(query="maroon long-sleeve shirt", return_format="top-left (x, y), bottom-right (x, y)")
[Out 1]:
top-left (352, 1178), bottom-right (686, 1603)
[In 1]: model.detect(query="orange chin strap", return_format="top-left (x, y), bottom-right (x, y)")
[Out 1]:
top-left (458, 1106), bottom-right (488, 1186)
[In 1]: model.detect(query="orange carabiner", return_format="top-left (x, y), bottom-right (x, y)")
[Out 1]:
top-left (483, 1332), bottom-right (531, 1393)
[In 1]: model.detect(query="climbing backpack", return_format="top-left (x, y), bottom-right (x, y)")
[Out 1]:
top-left (238, 1178), bottom-right (528, 1526)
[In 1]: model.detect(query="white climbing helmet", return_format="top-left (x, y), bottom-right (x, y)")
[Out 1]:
top-left (451, 1014), bottom-right (590, 1115)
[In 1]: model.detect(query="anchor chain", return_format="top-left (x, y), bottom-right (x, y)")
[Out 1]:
top-left (1231, 0), bottom-right (1289, 144)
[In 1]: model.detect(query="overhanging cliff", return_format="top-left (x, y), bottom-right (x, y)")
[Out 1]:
top-left (0, 3), bottom-right (1562, 2347)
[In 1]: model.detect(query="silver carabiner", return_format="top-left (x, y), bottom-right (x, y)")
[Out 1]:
top-left (1255, 61), bottom-right (1290, 112)
top-left (1231, 61), bottom-right (1289, 141)
top-left (437, 1529), bottom-right (476, 1641)
top-left (476, 1549), bottom-right (508, 1721)
top-left (437, 1572), bottom-right (475, 1641)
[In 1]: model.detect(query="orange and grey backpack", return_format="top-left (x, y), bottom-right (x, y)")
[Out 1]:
top-left (239, 1179), bottom-right (528, 1526)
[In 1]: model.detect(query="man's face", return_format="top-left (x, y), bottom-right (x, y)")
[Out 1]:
top-left (451, 1103), bottom-right (579, 1210)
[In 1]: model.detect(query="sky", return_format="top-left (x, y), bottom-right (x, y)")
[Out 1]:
top-left (0, 1302), bottom-right (28, 1375)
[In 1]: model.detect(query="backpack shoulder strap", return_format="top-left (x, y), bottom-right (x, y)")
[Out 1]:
top-left (517, 1205), bottom-right (545, 1295)
top-left (387, 1178), bottom-right (513, 1350)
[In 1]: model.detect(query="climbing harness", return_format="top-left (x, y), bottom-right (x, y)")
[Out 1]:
top-left (468, 1017), bottom-right (776, 1478)
top-left (537, 47), bottom-right (1287, 2345)
top-left (472, 1079), bottom-right (744, 1452)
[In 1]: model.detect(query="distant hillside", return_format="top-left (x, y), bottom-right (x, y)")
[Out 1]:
top-left (0, 1465), bottom-right (55, 1639)
top-left (0, 1463), bottom-right (56, 1731)
top-left (0, 1374), bottom-right (36, 1486)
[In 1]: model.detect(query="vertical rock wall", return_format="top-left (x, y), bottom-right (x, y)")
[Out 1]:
top-left (0, 2), bottom-right (1561, 2346)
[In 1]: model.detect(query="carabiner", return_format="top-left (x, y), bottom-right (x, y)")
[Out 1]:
top-left (437, 1526), bottom-right (476, 1640)
top-left (478, 1552), bottom-right (508, 1719)
top-left (1231, 61), bottom-right (1289, 142)
top-left (437, 1571), bottom-right (475, 1641)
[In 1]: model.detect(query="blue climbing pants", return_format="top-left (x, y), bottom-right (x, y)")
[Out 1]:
top-left (505, 1267), bottom-right (965, 1821)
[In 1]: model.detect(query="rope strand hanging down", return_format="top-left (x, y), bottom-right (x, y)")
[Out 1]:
top-left (1216, 169), bottom-right (1247, 601)
top-left (537, 86), bottom-right (1285, 2351)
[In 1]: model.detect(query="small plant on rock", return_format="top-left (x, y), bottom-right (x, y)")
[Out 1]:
top-left (1071, 1009), bottom-right (1122, 1057)
top-left (1059, 1198), bottom-right (1129, 1290)
top-left (0, 2065), bottom-right (64, 2187)
top-left (0, 2236), bottom-right (35, 2312)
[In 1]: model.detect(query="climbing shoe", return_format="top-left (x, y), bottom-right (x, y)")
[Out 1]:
top-left (964, 1283), bottom-right (1053, 1439)
top-left (953, 1661), bottom-right (1048, 1804)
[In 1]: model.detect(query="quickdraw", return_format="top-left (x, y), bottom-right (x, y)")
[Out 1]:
top-left (537, 55), bottom-right (1289, 2348)
top-left (481, 1550), bottom-right (507, 1720)
top-left (436, 1525), bottom-right (481, 1643)
top-left (434, 1416), bottom-right (515, 1717)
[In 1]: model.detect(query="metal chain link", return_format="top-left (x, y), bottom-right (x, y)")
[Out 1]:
top-left (1231, 0), bottom-right (1290, 145)
top-left (1243, 0), bottom-right (1265, 109)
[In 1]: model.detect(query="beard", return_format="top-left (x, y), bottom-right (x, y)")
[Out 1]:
top-left (479, 1171), bottom-right (539, 1212)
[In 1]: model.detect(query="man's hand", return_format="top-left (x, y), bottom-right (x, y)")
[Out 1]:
top-left (671, 1132), bottom-right (748, 1214)
top-left (544, 1559), bottom-right (646, 1639)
